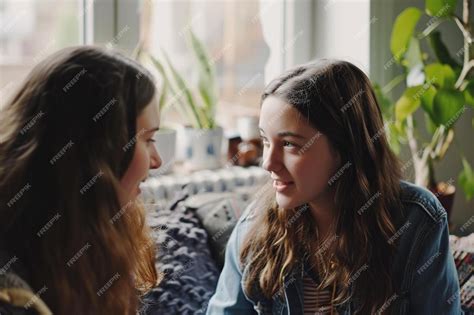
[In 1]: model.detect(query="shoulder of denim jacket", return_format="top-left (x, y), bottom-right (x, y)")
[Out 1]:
top-left (399, 180), bottom-right (447, 224)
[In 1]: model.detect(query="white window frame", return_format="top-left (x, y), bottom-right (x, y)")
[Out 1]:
top-left (88, 0), bottom-right (140, 53)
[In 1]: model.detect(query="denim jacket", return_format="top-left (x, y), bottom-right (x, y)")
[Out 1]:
top-left (206, 181), bottom-right (464, 314)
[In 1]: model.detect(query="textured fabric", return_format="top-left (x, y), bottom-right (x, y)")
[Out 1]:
top-left (302, 274), bottom-right (333, 315)
top-left (140, 191), bottom-right (220, 315)
top-left (185, 186), bottom-right (254, 269)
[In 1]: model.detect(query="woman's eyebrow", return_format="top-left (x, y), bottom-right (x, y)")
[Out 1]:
top-left (145, 127), bottom-right (160, 133)
top-left (277, 131), bottom-right (306, 139)
top-left (259, 127), bottom-right (305, 139)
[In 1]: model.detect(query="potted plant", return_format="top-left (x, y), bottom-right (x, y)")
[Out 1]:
top-left (132, 45), bottom-right (177, 176)
top-left (375, 0), bottom-right (474, 220)
top-left (147, 30), bottom-right (223, 171)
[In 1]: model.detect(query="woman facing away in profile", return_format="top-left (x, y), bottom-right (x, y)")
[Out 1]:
top-left (207, 60), bottom-right (463, 314)
top-left (0, 46), bottom-right (163, 314)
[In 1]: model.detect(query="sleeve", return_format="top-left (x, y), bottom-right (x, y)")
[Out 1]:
top-left (409, 214), bottom-right (464, 315)
top-left (0, 300), bottom-right (40, 315)
top-left (206, 217), bottom-right (257, 315)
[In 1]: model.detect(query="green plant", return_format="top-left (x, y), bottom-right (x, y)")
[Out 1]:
top-left (376, 0), bottom-right (474, 200)
top-left (131, 46), bottom-right (169, 121)
top-left (142, 31), bottom-right (218, 130)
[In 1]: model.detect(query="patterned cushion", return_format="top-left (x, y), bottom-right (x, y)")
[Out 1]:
top-left (140, 191), bottom-right (219, 315)
top-left (183, 187), bottom-right (253, 269)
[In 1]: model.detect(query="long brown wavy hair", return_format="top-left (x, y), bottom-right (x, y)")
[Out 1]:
top-left (0, 46), bottom-right (158, 314)
top-left (240, 60), bottom-right (404, 314)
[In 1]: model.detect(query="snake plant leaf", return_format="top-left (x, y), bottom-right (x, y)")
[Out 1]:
top-left (149, 54), bottom-right (167, 77)
top-left (428, 31), bottom-right (461, 68)
top-left (426, 0), bottom-right (457, 17)
top-left (149, 54), bottom-right (190, 120)
top-left (189, 31), bottom-right (214, 82)
top-left (131, 44), bottom-right (143, 61)
top-left (432, 88), bottom-right (465, 127)
top-left (162, 52), bottom-right (204, 129)
top-left (463, 80), bottom-right (474, 108)
top-left (158, 78), bottom-right (168, 112)
top-left (395, 85), bottom-right (424, 122)
top-left (391, 8), bottom-right (422, 62)
top-left (459, 158), bottom-right (474, 200)
top-left (425, 63), bottom-right (456, 88)
top-left (188, 30), bottom-right (217, 119)
top-left (148, 55), bottom-right (169, 111)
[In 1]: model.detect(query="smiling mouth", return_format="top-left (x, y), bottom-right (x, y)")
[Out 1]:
top-left (273, 180), bottom-right (294, 192)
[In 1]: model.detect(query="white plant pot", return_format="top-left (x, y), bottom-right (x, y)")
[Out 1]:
top-left (151, 129), bottom-right (176, 176)
top-left (180, 126), bottom-right (224, 171)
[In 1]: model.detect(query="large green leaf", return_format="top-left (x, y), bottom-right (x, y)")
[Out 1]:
top-left (420, 84), bottom-right (437, 118)
top-left (387, 121), bottom-right (403, 155)
top-left (432, 88), bottom-right (465, 127)
top-left (395, 85), bottom-right (424, 121)
top-left (463, 80), bottom-right (474, 108)
top-left (403, 37), bottom-right (424, 72)
top-left (425, 63), bottom-right (456, 88)
top-left (424, 112), bottom-right (438, 134)
top-left (428, 31), bottom-right (461, 68)
top-left (391, 8), bottom-right (422, 62)
top-left (459, 158), bottom-right (474, 200)
top-left (426, 0), bottom-right (457, 17)
top-left (373, 83), bottom-right (393, 116)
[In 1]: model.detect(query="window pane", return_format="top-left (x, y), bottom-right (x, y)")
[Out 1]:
top-left (148, 0), bottom-right (271, 129)
top-left (0, 0), bottom-right (82, 108)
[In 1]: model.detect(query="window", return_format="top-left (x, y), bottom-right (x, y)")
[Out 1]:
top-left (0, 0), bottom-right (83, 109)
top-left (146, 0), bottom-right (277, 129)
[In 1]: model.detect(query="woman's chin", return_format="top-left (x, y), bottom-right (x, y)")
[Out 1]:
top-left (276, 194), bottom-right (305, 210)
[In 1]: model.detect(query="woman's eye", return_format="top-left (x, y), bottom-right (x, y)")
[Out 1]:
top-left (147, 139), bottom-right (156, 144)
top-left (283, 141), bottom-right (296, 148)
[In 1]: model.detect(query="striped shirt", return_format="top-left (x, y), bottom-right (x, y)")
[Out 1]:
top-left (303, 273), bottom-right (335, 315)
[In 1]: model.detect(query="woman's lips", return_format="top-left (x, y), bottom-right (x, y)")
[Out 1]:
top-left (273, 180), bottom-right (294, 192)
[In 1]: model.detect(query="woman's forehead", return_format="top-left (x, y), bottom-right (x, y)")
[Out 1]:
top-left (259, 96), bottom-right (315, 135)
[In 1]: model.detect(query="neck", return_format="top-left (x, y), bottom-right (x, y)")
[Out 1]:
top-left (309, 192), bottom-right (336, 243)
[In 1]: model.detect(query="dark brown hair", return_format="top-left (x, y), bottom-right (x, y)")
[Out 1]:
top-left (241, 60), bottom-right (403, 314)
top-left (0, 46), bottom-right (158, 314)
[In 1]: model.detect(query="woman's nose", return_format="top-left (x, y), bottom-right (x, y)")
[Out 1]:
top-left (261, 146), bottom-right (281, 173)
top-left (150, 145), bottom-right (162, 170)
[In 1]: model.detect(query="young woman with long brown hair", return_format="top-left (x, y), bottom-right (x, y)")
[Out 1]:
top-left (207, 60), bottom-right (462, 314)
top-left (0, 46), bottom-right (161, 314)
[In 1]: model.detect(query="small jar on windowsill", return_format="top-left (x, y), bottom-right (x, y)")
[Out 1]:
top-left (231, 116), bottom-right (262, 167)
